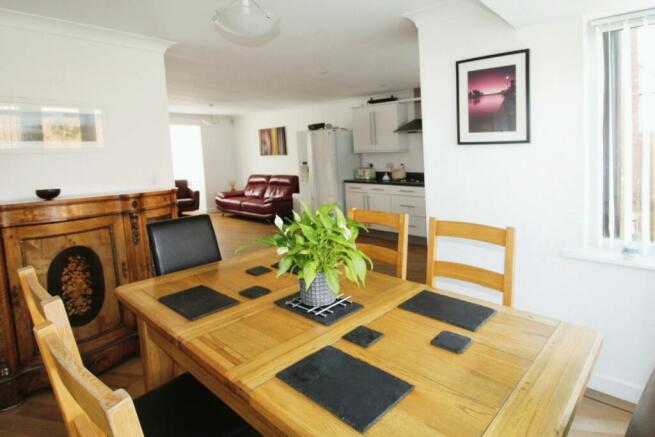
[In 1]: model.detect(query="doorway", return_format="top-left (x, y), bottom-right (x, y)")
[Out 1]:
top-left (170, 124), bottom-right (207, 212)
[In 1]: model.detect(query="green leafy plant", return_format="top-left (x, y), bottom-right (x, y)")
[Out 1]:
top-left (257, 203), bottom-right (372, 294)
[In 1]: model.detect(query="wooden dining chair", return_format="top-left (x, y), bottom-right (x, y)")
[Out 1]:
top-left (147, 214), bottom-right (222, 276)
top-left (425, 218), bottom-right (516, 307)
top-left (19, 266), bottom-right (256, 437)
top-left (626, 368), bottom-right (655, 437)
top-left (348, 208), bottom-right (409, 280)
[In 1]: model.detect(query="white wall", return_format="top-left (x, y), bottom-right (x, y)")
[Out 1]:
top-left (0, 10), bottom-right (173, 201)
top-left (169, 113), bottom-right (236, 211)
top-left (232, 94), bottom-right (424, 186)
top-left (408, 0), bottom-right (655, 402)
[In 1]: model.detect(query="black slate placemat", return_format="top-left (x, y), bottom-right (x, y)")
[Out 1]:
top-left (431, 330), bottom-right (472, 354)
top-left (239, 285), bottom-right (271, 299)
top-left (158, 285), bottom-right (239, 321)
top-left (277, 346), bottom-right (413, 432)
top-left (343, 326), bottom-right (383, 348)
top-left (246, 265), bottom-right (272, 276)
top-left (399, 290), bottom-right (496, 331)
top-left (274, 293), bottom-right (363, 326)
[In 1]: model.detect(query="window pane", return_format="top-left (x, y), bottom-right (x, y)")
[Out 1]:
top-left (602, 23), bottom-right (655, 244)
top-left (602, 30), bottom-right (622, 240)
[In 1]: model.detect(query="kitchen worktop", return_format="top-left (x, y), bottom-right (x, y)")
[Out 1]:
top-left (343, 179), bottom-right (425, 187)
top-left (344, 171), bottom-right (424, 187)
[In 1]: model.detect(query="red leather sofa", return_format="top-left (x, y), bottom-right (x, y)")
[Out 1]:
top-left (175, 179), bottom-right (200, 215)
top-left (215, 175), bottom-right (299, 219)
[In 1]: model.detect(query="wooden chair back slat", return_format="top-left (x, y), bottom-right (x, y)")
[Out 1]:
top-left (348, 208), bottom-right (409, 280)
top-left (426, 218), bottom-right (516, 307)
top-left (434, 220), bottom-right (507, 246)
top-left (355, 243), bottom-right (398, 266)
top-left (34, 322), bottom-right (143, 437)
top-left (434, 261), bottom-right (504, 291)
top-left (18, 266), bottom-right (81, 363)
top-left (21, 266), bottom-right (143, 437)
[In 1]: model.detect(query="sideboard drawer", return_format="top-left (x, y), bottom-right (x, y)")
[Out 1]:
top-left (389, 186), bottom-right (425, 197)
top-left (391, 195), bottom-right (426, 216)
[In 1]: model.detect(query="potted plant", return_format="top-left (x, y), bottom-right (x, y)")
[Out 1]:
top-left (258, 203), bottom-right (371, 307)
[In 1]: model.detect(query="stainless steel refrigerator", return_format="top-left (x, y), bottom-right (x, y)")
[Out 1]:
top-left (294, 128), bottom-right (360, 211)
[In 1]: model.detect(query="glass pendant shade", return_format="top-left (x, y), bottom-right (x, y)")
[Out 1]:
top-left (213, 0), bottom-right (279, 38)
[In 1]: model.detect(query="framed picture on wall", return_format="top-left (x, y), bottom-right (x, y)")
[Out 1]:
top-left (0, 101), bottom-right (104, 152)
top-left (456, 49), bottom-right (530, 144)
top-left (259, 126), bottom-right (287, 155)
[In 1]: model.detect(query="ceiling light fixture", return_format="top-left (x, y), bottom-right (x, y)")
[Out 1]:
top-left (212, 0), bottom-right (279, 38)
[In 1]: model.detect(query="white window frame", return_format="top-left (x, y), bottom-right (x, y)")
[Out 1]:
top-left (563, 8), bottom-right (655, 271)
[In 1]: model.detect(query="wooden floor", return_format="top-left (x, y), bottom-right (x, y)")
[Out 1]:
top-left (0, 213), bottom-right (634, 436)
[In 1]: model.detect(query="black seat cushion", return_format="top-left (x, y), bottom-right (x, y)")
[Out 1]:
top-left (626, 369), bottom-right (655, 437)
top-left (134, 373), bottom-right (257, 437)
top-left (147, 215), bottom-right (221, 276)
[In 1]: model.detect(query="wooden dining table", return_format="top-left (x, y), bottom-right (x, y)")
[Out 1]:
top-left (115, 248), bottom-right (602, 436)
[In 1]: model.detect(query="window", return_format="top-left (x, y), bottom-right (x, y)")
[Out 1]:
top-left (169, 124), bottom-right (207, 211)
top-left (596, 10), bottom-right (655, 253)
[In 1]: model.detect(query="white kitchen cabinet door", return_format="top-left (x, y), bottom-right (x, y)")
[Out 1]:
top-left (352, 107), bottom-right (375, 153)
top-left (352, 103), bottom-right (408, 153)
top-left (345, 191), bottom-right (367, 211)
top-left (367, 192), bottom-right (392, 213)
top-left (366, 192), bottom-right (394, 232)
top-left (373, 103), bottom-right (408, 152)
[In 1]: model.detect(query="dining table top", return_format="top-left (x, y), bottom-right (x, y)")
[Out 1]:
top-left (115, 248), bottom-right (602, 436)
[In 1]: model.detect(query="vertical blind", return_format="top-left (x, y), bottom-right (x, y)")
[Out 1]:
top-left (592, 9), bottom-right (655, 253)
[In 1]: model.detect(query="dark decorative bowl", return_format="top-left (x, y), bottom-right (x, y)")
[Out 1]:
top-left (35, 189), bottom-right (61, 200)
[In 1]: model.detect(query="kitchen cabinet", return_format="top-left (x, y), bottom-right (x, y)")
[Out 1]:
top-left (345, 191), bottom-right (366, 211)
top-left (345, 183), bottom-right (426, 237)
top-left (352, 103), bottom-right (409, 153)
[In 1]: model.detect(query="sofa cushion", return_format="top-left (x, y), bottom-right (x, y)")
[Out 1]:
top-left (244, 174), bottom-right (270, 198)
top-left (264, 175), bottom-right (299, 199)
top-left (241, 198), bottom-right (274, 215)
top-left (217, 196), bottom-right (248, 211)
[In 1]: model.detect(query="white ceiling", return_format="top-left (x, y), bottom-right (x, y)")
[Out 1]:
top-left (1, 0), bottom-right (651, 114)
top-left (0, 0), bottom-right (443, 114)
top-left (480, 0), bottom-right (655, 28)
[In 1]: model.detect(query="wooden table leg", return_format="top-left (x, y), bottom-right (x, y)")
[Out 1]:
top-left (138, 318), bottom-right (176, 391)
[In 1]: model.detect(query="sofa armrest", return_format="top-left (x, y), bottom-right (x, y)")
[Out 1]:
top-left (217, 190), bottom-right (245, 199)
top-left (191, 189), bottom-right (200, 209)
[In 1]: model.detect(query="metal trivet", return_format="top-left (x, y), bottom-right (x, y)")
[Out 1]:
top-left (275, 292), bottom-right (364, 326)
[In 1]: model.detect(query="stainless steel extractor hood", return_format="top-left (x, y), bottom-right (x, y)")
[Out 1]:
top-left (395, 88), bottom-right (422, 133)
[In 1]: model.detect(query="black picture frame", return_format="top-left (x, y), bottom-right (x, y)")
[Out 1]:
top-left (456, 49), bottom-right (530, 145)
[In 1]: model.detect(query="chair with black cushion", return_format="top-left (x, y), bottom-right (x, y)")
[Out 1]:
top-left (147, 214), bottom-right (221, 276)
top-left (20, 266), bottom-right (257, 437)
top-left (626, 368), bottom-right (655, 437)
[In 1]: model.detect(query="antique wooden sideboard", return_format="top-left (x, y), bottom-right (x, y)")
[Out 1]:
top-left (0, 189), bottom-right (177, 409)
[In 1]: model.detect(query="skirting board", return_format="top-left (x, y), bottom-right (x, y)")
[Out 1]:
top-left (589, 371), bottom-right (644, 404)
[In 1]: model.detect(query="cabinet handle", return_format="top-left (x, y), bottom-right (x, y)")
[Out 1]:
top-left (399, 190), bottom-right (416, 193)
top-left (409, 224), bottom-right (417, 228)
top-left (10, 285), bottom-right (20, 302)
top-left (370, 188), bottom-right (384, 191)
top-left (121, 262), bottom-right (129, 279)
top-left (372, 112), bottom-right (377, 144)
top-left (399, 204), bottom-right (415, 208)
top-left (369, 112), bottom-right (374, 145)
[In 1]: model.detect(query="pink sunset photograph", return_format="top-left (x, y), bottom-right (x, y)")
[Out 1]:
top-left (467, 64), bottom-right (517, 133)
